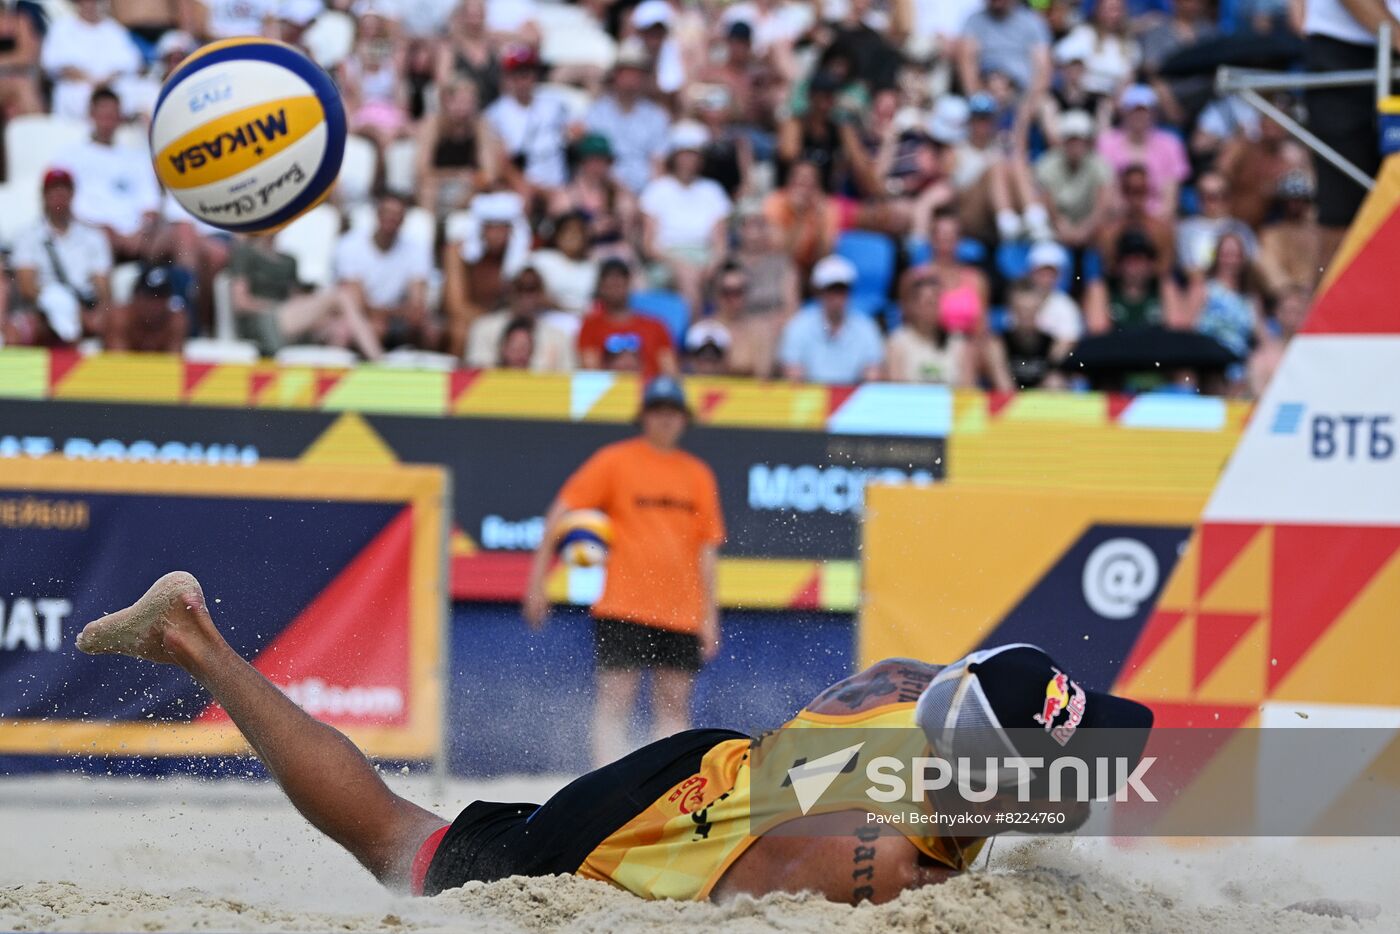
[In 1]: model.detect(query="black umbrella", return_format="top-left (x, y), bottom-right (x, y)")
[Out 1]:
top-left (1064, 327), bottom-right (1241, 374)
top-left (1158, 32), bottom-right (1305, 78)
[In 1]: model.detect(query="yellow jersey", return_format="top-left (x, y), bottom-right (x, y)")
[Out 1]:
top-left (577, 659), bottom-right (986, 899)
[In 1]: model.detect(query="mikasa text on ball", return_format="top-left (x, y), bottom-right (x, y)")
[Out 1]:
top-left (151, 38), bottom-right (346, 233)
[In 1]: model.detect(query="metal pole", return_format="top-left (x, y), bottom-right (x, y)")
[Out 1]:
top-left (1217, 65), bottom-right (1400, 94)
top-left (1236, 87), bottom-right (1376, 192)
top-left (1381, 25), bottom-right (1394, 106)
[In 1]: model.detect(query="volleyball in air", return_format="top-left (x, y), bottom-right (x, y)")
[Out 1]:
top-left (554, 510), bottom-right (613, 568)
top-left (150, 38), bottom-right (346, 233)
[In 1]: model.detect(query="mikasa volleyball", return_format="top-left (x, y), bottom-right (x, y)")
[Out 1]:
top-left (150, 38), bottom-right (346, 233)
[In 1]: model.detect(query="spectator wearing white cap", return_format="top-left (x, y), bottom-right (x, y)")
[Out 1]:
top-left (640, 122), bottom-right (733, 314)
top-left (41, 0), bottom-right (144, 119)
top-left (443, 191), bottom-right (531, 356)
top-left (1033, 110), bottom-right (1114, 252)
top-left (1025, 240), bottom-right (1084, 345)
top-left (585, 40), bottom-right (672, 195)
top-left (777, 255), bottom-right (885, 384)
top-left (683, 317), bottom-right (733, 375)
top-left (631, 0), bottom-right (685, 97)
top-left (1097, 83), bottom-right (1188, 220)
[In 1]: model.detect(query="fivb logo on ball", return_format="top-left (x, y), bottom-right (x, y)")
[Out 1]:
top-left (151, 38), bottom-right (345, 233)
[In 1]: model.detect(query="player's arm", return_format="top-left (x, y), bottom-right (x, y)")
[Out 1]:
top-left (523, 497), bottom-right (569, 628)
top-left (699, 544), bottom-right (719, 661)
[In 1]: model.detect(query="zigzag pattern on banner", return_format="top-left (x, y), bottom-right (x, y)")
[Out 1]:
top-left (0, 349), bottom-right (1248, 434)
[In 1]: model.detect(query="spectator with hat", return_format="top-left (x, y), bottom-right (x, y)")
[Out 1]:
top-left (548, 134), bottom-right (640, 260)
top-left (577, 258), bottom-right (678, 377)
top-left (1083, 229), bottom-right (1185, 334)
top-left (585, 40), bottom-right (671, 196)
top-left (443, 191), bottom-right (532, 355)
top-left (683, 317), bottom-right (733, 375)
top-left (6, 168), bottom-right (111, 348)
top-left (484, 43), bottom-right (575, 197)
top-left (630, 0), bottom-right (685, 98)
top-left (640, 121), bottom-right (733, 313)
top-left (524, 374), bottom-right (725, 766)
top-left (1025, 240), bottom-right (1086, 347)
top-left (104, 263), bottom-right (187, 354)
top-left (777, 254), bottom-right (885, 384)
top-left (1097, 84), bottom-right (1189, 220)
top-left (1256, 170), bottom-right (1323, 298)
top-left (1034, 110), bottom-right (1115, 254)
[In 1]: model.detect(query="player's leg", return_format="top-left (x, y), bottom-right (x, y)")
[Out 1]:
top-left (592, 668), bottom-right (642, 767)
top-left (75, 572), bottom-right (446, 891)
top-left (650, 668), bottom-right (694, 741)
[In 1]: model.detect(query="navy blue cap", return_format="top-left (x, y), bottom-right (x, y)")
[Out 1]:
top-left (968, 92), bottom-right (998, 116)
top-left (641, 375), bottom-right (689, 414)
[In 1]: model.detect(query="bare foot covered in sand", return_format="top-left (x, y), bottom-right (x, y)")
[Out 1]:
top-left (75, 572), bottom-right (218, 666)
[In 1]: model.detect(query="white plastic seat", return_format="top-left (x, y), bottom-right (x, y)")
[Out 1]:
top-left (336, 134), bottom-right (378, 206)
top-left (4, 114), bottom-right (88, 188)
top-left (113, 123), bottom-right (148, 153)
top-left (303, 10), bottom-right (356, 69)
top-left (273, 203), bottom-right (342, 289)
top-left (183, 338), bottom-right (261, 364)
top-left (109, 262), bottom-right (142, 305)
top-left (384, 137), bottom-right (418, 196)
top-left (539, 82), bottom-right (592, 121)
top-left (274, 345), bottom-right (358, 367)
top-left (0, 181), bottom-right (41, 251)
top-left (379, 348), bottom-right (459, 371)
top-left (541, 27), bottom-right (617, 70)
top-left (211, 270), bottom-right (235, 341)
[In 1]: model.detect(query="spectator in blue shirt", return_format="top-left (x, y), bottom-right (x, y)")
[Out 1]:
top-left (778, 255), bottom-right (885, 384)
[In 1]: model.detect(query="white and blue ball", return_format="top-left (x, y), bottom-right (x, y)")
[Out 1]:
top-left (150, 38), bottom-right (346, 233)
top-left (554, 509), bottom-right (613, 568)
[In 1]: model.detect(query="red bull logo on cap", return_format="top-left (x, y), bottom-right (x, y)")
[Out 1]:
top-left (1032, 667), bottom-right (1086, 746)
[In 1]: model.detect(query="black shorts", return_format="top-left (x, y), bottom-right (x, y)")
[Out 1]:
top-left (420, 728), bottom-right (747, 895)
top-left (1305, 35), bottom-right (1382, 228)
top-left (594, 617), bottom-right (702, 673)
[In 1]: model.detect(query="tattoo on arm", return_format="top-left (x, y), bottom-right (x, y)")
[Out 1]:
top-left (851, 825), bottom-right (881, 903)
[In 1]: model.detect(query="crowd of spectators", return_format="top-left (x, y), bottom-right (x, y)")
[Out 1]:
top-left (0, 0), bottom-right (1346, 398)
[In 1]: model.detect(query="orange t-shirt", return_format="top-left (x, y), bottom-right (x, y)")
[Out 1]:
top-left (558, 438), bottom-right (724, 633)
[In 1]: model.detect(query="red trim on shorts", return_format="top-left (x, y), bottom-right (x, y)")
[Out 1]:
top-left (410, 824), bottom-right (451, 896)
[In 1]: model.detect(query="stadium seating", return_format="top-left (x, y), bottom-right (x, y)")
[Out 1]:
top-left (337, 134), bottom-right (378, 206)
top-left (0, 181), bottom-right (41, 251)
top-left (4, 114), bottom-right (87, 187)
top-left (836, 230), bottom-right (896, 322)
top-left (630, 290), bottom-right (689, 343)
top-left (182, 338), bottom-right (261, 364)
top-left (274, 345), bottom-right (357, 367)
top-left (383, 138), bottom-right (418, 197)
top-left (273, 204), bottom-right (341, 289)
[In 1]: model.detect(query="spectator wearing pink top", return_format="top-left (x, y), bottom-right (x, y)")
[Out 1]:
top-left (1097, 84), bottom-right (1188, 220)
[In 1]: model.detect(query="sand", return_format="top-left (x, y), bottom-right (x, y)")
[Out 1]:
top-left (0, 773), bottom-right (1391, 933)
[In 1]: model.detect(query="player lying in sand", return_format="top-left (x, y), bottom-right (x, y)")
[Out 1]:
top-left (76, 572), bottom-right (1153, 904)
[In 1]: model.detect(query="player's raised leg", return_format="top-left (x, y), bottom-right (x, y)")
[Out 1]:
top-left (75, 572), bottom-right (447, 891)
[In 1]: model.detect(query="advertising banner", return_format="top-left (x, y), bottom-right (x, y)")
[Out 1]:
top-left (860, 485), bottom-right (1206, 690)
top-left (0, 458), bottom-right (447, 759)
top-left (0, 399), bottom-right (944, 606)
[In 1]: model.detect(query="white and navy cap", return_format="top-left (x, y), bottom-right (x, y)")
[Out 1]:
top-left (915, 643), bottom-right (1153, 795)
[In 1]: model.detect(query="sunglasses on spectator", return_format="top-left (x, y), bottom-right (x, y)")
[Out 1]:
top-left (604, 333), bottom-right (643, 355)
